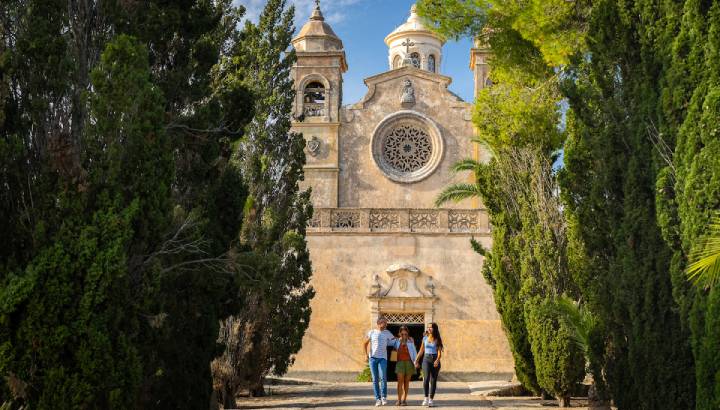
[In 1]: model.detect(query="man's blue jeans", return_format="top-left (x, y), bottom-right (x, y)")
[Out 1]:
top-left (369, 357), bottom-right (388, 399)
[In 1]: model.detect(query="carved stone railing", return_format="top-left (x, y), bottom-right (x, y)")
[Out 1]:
top-left (303, 103), bottom-right (326, 117)
top-left (307, 208), bottom-right (490, 234)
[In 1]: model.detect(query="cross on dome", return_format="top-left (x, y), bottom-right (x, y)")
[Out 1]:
top-left (402, 38), bottom-right (415, 55)
top-left (385, 3), bottom-right (444, 72)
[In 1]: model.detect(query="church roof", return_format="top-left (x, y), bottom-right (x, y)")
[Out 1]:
top-left (385, 4), bottom-right (444, 46)
top-left (293, 2), bottom-right (343, 48)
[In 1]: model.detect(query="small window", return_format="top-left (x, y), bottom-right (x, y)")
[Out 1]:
top-left (410, 52), bottom-right (420, 69)
top-left (393, 55), bottom-right (402, 69)
top-left (303, 81), bottom-right (326, 117)
top-left (428, 55), bottom-right (436, 73)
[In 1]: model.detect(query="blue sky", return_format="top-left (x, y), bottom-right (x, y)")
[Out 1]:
top-left (240, 0), bottom-right (476, 104)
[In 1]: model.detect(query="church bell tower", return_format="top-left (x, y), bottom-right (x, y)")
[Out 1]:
top-left (291, 1), bottom-right (347, 208)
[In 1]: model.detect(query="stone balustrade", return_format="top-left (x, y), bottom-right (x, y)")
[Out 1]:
top-left (307, 208), bottom-right (490, 234)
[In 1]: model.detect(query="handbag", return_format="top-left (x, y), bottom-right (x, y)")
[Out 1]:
top-left (390, 350), bottom-right (398, 362)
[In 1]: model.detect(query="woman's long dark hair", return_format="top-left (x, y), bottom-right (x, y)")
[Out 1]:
top-left (428, 323), bottom-right (444, 351)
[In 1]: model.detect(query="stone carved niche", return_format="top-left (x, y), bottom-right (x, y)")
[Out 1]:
top-left (400, 79), bottom-right (416, 107)
top-left (368, 264), bottom-right (436, 327)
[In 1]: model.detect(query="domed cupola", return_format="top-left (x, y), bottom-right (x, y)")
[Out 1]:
top-left (292, 1), bottom-right (344, 52)
top-left (384, 4), bottom-right (444, 72)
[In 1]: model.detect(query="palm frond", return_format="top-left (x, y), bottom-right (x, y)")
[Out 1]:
top-left (686, 216), bottom-right (720, 289)
top-left (450, 158), bottom-right (482, 173)
top-left (553, 295), bottom-right (595, 356)
top-left (434, 183), bottom-right (482, 207)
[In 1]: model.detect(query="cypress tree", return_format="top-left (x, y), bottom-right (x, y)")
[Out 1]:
top-left (657, 1), bottom-right (720, 408)
top-left (0, 34), bottom-right (168, 408)
top-left (211, 0), bottom-right (314, 403)
top-left (1, 1), bottom-right (256, 406)
top-left (560, 0), bottom-right (695, 408)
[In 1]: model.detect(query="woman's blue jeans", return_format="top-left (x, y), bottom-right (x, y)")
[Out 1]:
top-left (369, 357), bottom-right (388, 399)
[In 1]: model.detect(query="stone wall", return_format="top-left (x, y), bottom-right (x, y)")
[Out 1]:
top-left (287, 228), bottom-right (515, 381)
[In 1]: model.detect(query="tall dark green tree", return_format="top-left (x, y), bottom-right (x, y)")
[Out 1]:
top-left (1, 0), bottom-right (256, 407)
top-left (0, 34), bottom-right (168, 408)
top-left (657, 1), bottom-right (720, 408)
top-left (560, 0), bottom-right (695, 408)
top-left (212, 0), bottom-right (314, 404)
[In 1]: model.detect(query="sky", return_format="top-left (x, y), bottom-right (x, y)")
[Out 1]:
top-left (238, 0), bottom-right (476, 104)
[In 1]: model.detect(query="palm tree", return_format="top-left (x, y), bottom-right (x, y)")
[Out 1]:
top-left (434, 158), bottom-right (485, 207)
top-left (686, 214), bottom-right (720, 289)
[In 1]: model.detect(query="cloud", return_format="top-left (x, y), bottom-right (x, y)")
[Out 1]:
top-left (236, 0), bottom-right (365, 29)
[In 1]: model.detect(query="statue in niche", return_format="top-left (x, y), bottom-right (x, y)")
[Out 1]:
top-left (400, 79), bottom-right (415, 107)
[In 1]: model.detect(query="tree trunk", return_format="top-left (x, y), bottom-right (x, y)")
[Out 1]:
top-left (249, 377), bottom-right (265, 397)
top-left (558, 395), bottom-right (571, 407)
top-left (222, 384), bottom-right (237, 409)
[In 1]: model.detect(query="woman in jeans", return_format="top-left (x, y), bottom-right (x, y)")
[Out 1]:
top-left (393, 325), bottom-right (417, 406)
top-left (414, 323), bottom-right (443, 407)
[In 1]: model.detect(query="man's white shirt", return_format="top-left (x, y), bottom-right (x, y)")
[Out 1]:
top-left (367, 329), bottom-right (396, 359)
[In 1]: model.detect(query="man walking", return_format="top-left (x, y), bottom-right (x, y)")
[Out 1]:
top-left (363, 317), bottom-right (396, 406)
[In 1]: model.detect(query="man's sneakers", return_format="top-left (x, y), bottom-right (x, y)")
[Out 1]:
top-left (381, 397), bottom-right (388, 406)
top-left (375, 399), bottom-right (382, 407)
top-left (422, 397), bottom-right (429, 406)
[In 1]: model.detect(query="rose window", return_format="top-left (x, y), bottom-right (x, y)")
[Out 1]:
top-left (371, 112), bottom-right (444, 183)
top-left (382, 125), bottom-right (432, 173)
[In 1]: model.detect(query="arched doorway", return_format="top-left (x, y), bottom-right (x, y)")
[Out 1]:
top-left (368, 264), bottom-right (436, 381)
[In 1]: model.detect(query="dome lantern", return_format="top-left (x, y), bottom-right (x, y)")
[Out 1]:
top-left (384, 3), bottom-right (444, 72)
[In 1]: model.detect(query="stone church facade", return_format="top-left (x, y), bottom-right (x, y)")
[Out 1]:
top-left (287, 3), bottom-right (514, 381)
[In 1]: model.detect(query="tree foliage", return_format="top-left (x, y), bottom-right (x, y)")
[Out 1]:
top-left (422, 0), bottom-right (704, 408)
top-left (560, 0), bottom-right (696, 408)
top-left (211, 0), bottom-right (314, 405)
top-left (425, 0), bottom-right (585, 399)
top-left (0, 0), bottom-right (309, 407)
top-left (656, 1), bottom-right (720, 408)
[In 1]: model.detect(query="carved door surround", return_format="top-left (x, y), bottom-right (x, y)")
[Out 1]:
top-left (367, 263), bottom-right (436, 327)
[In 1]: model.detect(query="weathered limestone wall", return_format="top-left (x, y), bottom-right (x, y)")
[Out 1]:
top-left (288, 232), bottom-right (515, 381)
top-left (338, 68), bottom-right (481, 209)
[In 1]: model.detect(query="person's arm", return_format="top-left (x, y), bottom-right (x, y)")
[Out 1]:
top-left (363, 338), bottom-right (370, 359)
top-left (434, 346), bottom-right (442, 367)
top-left (415, 343), bottom-right (425, 368)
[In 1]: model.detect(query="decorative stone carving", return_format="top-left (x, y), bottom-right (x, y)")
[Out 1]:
top-left (381, 264), bottom-right (430, 298)
top-left (382, 124), bottom-right (431, 173)
top-left (369, 210), bottom-right (401, 230)
top-left (371, 111), bottom-right (444, 183)
top-left (426, 276), bottom-right (435, 296)
top-left (331, 211), bottom-right (361, 229)
top-left (304, 104), bottom-right (325, 117)
top-left (410, 210), bottom-right (439, 231)
top-left (307, 136), bottom-right (321, 156)
top-left (308, 208), bottom-right (487, 234)
top-left (369, 274), bottom-right (382, 297)
top-left (400, 79), bottom-right (416, 107)
top-left (381, 312), bottom-right (425, 324)
top-left (449, 211), bottom-right (479, 232)
top-left (368, 264), bottom-right (437, 329)
top-left (308, 212), bottom-right (321, 228)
